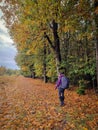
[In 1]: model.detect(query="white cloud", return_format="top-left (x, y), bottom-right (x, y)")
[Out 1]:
top-left (0, 19), bottom-right (14, 47)
top-left (0, 46), bottom-right (19, 69)
top-left (0, 20), bottom-right (8, 33)
top-left (0, 33), bottom-right (13, 45)
top-left (0, 10), bottom-right (19, 69)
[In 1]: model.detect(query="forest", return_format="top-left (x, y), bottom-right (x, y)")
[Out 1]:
top-left (0, 1), bottom-right (98, 129)
top-left (0, 0), bottom-right (98, 93)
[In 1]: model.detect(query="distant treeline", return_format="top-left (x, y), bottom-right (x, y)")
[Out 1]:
top-left (0, 66), bottom-right (20, 76)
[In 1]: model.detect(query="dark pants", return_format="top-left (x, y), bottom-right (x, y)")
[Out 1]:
top-left (58, 87), bottom-right (65, 106)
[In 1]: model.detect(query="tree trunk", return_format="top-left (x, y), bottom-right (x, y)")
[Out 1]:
top-left (95, 37), bottom-right (98, 89)
top-left (52, 20), bottom-right (61, 64)
top-left (43, 42), bottom-right (48, 83)
top-left (94, 0), bottom-right (98, 89)
top-left (52, 20), bottom-right (61, 74)
top-left (31, 71), bottom-right (35, 78)
top-left (44, 20), bottom-right (61, 74)
top-left (30, 65), bottom-right (35, 79)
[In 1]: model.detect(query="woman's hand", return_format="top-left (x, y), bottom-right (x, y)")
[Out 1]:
top-left (55, 86), bottom-right (57, 90)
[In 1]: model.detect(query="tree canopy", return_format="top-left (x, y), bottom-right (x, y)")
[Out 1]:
top-left (0, 0), bottom-right (98, 89)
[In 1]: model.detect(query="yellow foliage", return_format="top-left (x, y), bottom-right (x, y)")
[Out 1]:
top-left (63, 25), bottom-right (75, 33)
top-left (21, 66), bottom-right (28, 71)
top-left (82, 127), bottom-right (88, 130)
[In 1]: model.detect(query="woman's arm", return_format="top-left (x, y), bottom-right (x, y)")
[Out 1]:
top-left (55, 77), bottom-right (61, 89)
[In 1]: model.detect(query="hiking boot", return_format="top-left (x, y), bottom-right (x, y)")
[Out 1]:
top-left (60, 102), bottom-right (64, 107)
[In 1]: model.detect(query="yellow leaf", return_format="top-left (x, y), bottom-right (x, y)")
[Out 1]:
top-left (82, 127), bottom-right (88, 130)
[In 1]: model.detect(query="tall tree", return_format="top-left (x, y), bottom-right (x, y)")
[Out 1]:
top-left (94, 0), bottom-right (98, 89)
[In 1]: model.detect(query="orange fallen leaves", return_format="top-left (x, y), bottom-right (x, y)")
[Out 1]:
top-left (0, 76), bottom-right (98, 130)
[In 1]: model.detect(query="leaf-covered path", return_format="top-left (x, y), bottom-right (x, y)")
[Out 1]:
top-left (0, 76), bottom-right (98, 130)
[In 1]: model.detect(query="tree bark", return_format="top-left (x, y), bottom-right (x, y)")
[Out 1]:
top-left (44, 20), bottom-right (61, 73)
top-left (52, 20), bottom-right (61, 64)
top-left (94, 0), bottom-right (98, 89)
top-left (43, 42), bottom-right (48, 83)
top-left (30, 64), bottom-right (35, 78)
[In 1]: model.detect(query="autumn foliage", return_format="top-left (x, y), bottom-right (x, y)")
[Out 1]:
top-left (0, 76), bottom-right (98, 130)
top-left (0, 0), bottom-right (98, 86)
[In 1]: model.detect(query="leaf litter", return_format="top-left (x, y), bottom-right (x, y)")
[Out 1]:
top-left (0, 76), bottom-right (98, 130)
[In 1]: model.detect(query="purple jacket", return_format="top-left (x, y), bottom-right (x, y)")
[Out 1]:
top-left (55, 74), bottom-right (64, 89)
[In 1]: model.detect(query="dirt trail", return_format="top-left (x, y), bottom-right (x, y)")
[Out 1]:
top-left (0, 76), bottom-right (98, 130)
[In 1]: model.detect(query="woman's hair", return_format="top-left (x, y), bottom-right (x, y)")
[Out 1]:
top-left (59, 69), bottom-right (65, 74)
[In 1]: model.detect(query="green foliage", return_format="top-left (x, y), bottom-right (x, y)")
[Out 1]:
top-left (76, 79), bottom-right (88, 95)
top-left (0, 66), bottom-right (20, 76)
top-left (0, 66), bottom-right (6, 76)
top-left (77, 87), bottom-right (85, 95)
top-left (68, 57), bottom-right (96, 85)
top-left (46, 54), bottom-right (57, 82)
top-left (77, 80), bottom-right (85, 95)
top-left (79, 79), bottom-right (86, 88)
top-left (34, 63), bottom-right (43, 77)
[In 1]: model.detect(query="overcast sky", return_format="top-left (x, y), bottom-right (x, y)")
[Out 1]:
top-left (0, 10), bottom-right (19, 70)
